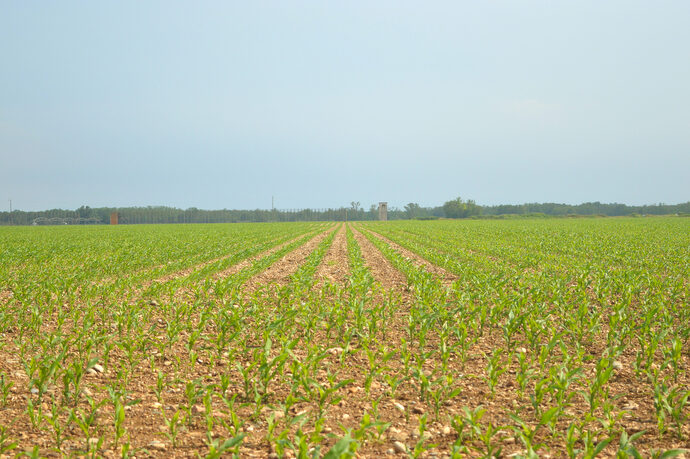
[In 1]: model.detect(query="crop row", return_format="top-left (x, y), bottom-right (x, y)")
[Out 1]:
top-left (0, 218), bottom-right (688, 458)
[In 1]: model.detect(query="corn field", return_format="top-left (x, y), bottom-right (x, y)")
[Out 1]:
top-left (0, 218), bottom-right (688, 458)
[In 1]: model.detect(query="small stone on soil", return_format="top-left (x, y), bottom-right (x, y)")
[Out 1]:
top-left (622, 401), bottom-right (639, 410)
top-left (328, 347), bottom-right (344, 355)
top-left (393, 441), bottom-right (406, 453)
top-left (148, 440), bottom-right (166, 451)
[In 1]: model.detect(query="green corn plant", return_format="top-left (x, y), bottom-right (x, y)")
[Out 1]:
top-left (484, 349), bottom-right (508, 396)
top-left (582, 357), bottom-right (614, 417)
top-left (220, 394), bottom-right (244, 436)
top-left (70, 396), bottom-right (106, 454)
top-left (0, 424), bottom-right (17, 455)
top-left (311, 374), bottom-right (353, 418)
top-left (26, 399), bottom-right (43, 429)
top-left (411, 414), bottom-right (437, 458)
top-left (45, 400), bottom-right (67, 452)
top-left (322, 433), bottom-right (358, 459)
top-left (0, 373), bottom-right (13, 408)
top-left (184, 379), bottom-right (204, 420)
top-left (617, 429), bottom-right (646, 459)
top-left (580, 431), bottom-right (611, 459)
top-left (205, 433), bottom-right (245, 459)
top-left (160, 408), bottom-right (185, 448)
top-left (429, 374), bottom-right (462, 420)
top-left (515, 351), bottom-right (536, 397)
top-left (108, 390), bottom-right (127, 448)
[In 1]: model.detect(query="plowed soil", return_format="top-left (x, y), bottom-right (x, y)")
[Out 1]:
top-left (360, 226), bottom-right (458, 286)
top-left (211, 234), bottom-right (311, 282)
top-left (349, 226), bottom-right (407, 290)
top-left (314, 223), bottom-right (349, 288)
top-left (243, 226), bottom-right (336, 290)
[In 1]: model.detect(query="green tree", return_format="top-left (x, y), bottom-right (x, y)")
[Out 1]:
top-left (404, 202), bottom-right (421, 219)
top-left (443, 197), bottom-right (480, 218)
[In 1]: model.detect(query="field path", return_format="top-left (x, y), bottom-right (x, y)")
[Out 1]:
top-left (360, 226), bottom-right (458, 286)
top-left (314, 223), bottom-right (349, 287)
top-left (243, 225), bottom-right (337, 290)
top-left (350, 226), bottom-right (406, 290)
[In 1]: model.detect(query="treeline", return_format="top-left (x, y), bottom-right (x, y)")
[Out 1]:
top-left (0, 200), bottom-right (688, 226)
top-left (404, 199), bottom-right (690, 219)
top-left (480, 201), bottom-right (690, 217)
top-left (0, 205), bottom-right (405, 226)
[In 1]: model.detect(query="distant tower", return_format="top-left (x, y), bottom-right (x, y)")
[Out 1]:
top-left (378, 202), bottom-right (388, 221)
top-left (110, 212), bottom-right (119, 225)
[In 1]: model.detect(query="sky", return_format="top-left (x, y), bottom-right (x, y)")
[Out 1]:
top-left (1, 1), bottom-right (689, 212)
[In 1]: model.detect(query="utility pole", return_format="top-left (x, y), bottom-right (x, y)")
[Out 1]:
top-left (8, 199), bottom-right (11, 225)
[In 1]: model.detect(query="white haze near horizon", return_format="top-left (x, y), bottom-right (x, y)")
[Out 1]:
top-left (1, 1), bottom-right (689, 212)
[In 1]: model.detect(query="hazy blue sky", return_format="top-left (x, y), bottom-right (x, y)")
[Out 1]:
top-left (1, 1), bottom-right (689, 211)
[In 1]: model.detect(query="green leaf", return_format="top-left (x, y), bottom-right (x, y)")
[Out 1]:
top-left (323, 434), bottom-right (358, 459)
top-left (218, 433), bottom-right (245, 451)
top-left (592, 438), bottom-right (611, 456)
top-left (658, 449), bottom-right (689, 459)
top-left (540, 406), bottom-right (559, 426)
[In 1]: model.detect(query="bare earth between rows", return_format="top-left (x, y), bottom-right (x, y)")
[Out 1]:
top-left (314, 223), bottom-right (350, 288)
top-left (349, 226), bottom-right (407, 290)
top-left (359, 226), bottom-right (458, 286)
top-left (242, 225), bottom-right (337, 291)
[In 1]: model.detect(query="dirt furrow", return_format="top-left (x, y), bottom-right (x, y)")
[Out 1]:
top-left (361, 226), bottom-right (458, 286)
top-left (314, 223), bottom-right (350, 288)
top-left (150, 255), bottom-right (233, 284)
top-left (210, 233), bottom-right (310, 282)
top-left (243, 225), bottom-right (337, 290)
top-left (349, 226), bottom-right (407, 290)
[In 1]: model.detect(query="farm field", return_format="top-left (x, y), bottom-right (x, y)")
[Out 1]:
top-left (0, 218), bottom-right (689, 458)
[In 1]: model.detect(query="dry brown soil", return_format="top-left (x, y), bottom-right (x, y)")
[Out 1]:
top-left (359, 226), bottom-right (458, 286)
top-left (349, 226), bottom-right (407, 290)
top-left (314, 223), bottom-right (349, 288)
top-left (243, 225), bottom-right (337, 290)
